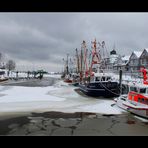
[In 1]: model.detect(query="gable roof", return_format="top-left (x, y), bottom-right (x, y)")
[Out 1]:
top-left (144, 48), bottom-right (148, 52)
top-left (139, 48), bottom-right (148, 58)
top-left (133, 51), bottom-right (142, 58)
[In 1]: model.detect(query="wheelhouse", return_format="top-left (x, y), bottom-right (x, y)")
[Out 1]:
top-left (90, 73), bottom-right (114, 83)
top-left (127, 84), bottom-right (148, 105)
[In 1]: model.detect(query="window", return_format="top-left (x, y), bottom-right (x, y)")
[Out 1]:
top-left (106, 77), bottom-right (111, 81)
top-left (138, 98), bottom-right (141, 102)
top-left (121, 98), bottom-right (126, 101)
top-left (95, 77), bottom-right (100, 81)
top-left (130, 87), bottom-right (138, 92)
top-left (91, 77), bottom-right (95, 82)
top-left (141, 59), bottom-right (144, 65)
top-left (139, 88), bottom-right (146, 94)
top-left (142, 98), bottom-right (145, 103)
top-left (101, 77), bottom-right (106, 81)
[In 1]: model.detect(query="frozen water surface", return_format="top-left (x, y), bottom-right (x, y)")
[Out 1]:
top-left (0, 77), bottom-right (124, 115)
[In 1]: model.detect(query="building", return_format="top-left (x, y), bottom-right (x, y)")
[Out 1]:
top-left (102, 48), bottom-right (148, 73)
top-left (105, 49), bottom-right (119, 70)
top-left (127, 51), bottom-right (142, 72)
top-left (139, 49), bottom-right (148, 69)
top-left (113, 55), bottom-right (130, 72)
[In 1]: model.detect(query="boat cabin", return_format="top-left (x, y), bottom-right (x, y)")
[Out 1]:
top-left (122, 82), bottom-right (148, 105)
top-left (90, 73), bottom-right (114, 83)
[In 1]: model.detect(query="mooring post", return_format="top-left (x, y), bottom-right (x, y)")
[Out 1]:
top-left (119, 69), bottom-right (122, 95)
top-left (27, 71), bottom-right (30, 79)
top-left (16, 71), bottom-right (18, 80)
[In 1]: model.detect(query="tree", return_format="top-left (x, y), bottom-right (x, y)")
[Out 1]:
top-left (6, 60), bottom-right (16, 71)
top-left (0, 53), bottom-right (3, 68)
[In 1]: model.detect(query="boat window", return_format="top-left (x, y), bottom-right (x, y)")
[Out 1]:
top-left (139, 88), bottom-right (146, 94)
top-left (121, 98), bottom-right (126, 101)
top-left (95, 77), bottom-right (100, 81)
top-left (138, 98), bottom-right (141, 102)
top-left (130, 87), bottom-right (138, 92)
top-left (101, 77), bottom-right (106, 81)
top-left (106, 77), bottom-right (111, 81)
top-left (142, 98), bottom-right (145, 103)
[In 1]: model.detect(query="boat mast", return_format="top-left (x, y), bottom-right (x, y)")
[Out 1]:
top-left (76, 48), bottom-right (80, 74)
top-left (90, 39), bottom-right (100, 76)
top-left (80, 40), bottom-right (89, 82)
top-left (80, 47), bottom-right (83, 82)
top-left (82, 41), bottom-right (88, 78)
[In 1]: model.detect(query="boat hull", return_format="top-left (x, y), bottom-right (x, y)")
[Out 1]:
top-left (123, 102), bottom-right (148, 119)
top-left (127, 108), bottom-right (148, 119)
top-left (79, 82), bottom-right (120, 98)
top-left (0, 78), bottom-right (9, 83)
top-left (64, 79), bottom-right (73, 83)
top-left (114, 95), bottom-right (129, 110)
top-left (70, 82), bottom-right (79, 87)
top-left (115, 97), bottom-right (148, 119)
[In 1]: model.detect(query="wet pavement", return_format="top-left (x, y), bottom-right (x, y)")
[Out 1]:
top-left (0, 111), bottom-right (148, 136)
top-left (2, 77), bottom-right (56, 87)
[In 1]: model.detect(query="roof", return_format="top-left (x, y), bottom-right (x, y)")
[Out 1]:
top-left (133, 51), bottom-right (142, 58)
top-left (144, 48), bottom-right (148, 52)
top-left (122, 55), bottom-right (130, 61)
top-left (94, 72), bottom-right (113, 77)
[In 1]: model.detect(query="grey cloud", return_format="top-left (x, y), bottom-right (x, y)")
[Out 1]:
top-left (0, 13), bottom-right (148, 71)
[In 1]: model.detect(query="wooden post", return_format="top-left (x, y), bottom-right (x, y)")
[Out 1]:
top-left (119, 69), bottom-right (122, 95)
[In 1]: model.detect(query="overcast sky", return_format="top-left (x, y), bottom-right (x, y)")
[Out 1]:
top-left (0, 13), bottom-right (148, 72)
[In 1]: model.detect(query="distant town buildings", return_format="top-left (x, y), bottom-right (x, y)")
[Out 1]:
top-left (106, 48), bottom-right (148, 73)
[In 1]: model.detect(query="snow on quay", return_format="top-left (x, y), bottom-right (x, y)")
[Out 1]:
top-left (0, 80), bottom-right (124, 115)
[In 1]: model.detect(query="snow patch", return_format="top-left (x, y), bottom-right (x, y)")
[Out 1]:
top-left (0, 86), bottom-right (65, 103)
top-left (0, 80), bottom-right (124, 115)
top-left (77, 100), bottom-right (123, 114)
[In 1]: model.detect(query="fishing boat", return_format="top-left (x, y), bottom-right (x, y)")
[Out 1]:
top-left (79, 72), bottom-right (120, 97)
top-left (79, 39), bottom-right (120, 98)
top-left (63, 74), bottom-right (73, 83)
